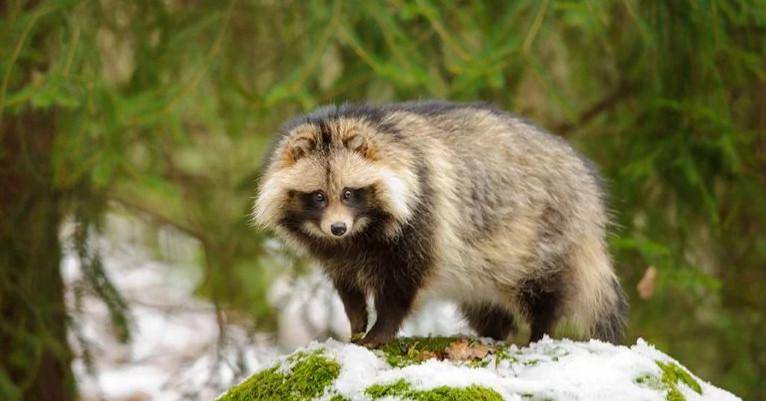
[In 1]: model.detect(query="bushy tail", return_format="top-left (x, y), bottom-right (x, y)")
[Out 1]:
top-left (592, 277), bottom-right (629, 344)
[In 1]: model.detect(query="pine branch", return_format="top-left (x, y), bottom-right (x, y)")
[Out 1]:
top-left (556, 81), bottom-right (633, 136)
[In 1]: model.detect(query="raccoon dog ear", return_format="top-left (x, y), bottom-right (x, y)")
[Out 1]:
top-left (344, 134), bottom-right (369, 156)
top-left (287, 137), bottom-right (315, 162)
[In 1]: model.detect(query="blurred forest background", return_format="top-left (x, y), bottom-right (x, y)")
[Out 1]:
top-left (1, 0), bottom-right (765, 400)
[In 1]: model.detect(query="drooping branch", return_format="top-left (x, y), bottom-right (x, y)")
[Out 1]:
top-left (556, 81), bottom-right (634, 136)
top-left (109, 195), bottom-right (206, 241)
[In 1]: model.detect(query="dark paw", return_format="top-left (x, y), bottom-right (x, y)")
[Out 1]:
top-left (350, 332), bottom-right (365, 344)
top-left (357, 338), bottom-right (383, 349)
top-left (350, 324), bottom-right (368, 336)
top-left (355, 333), bottom-right (393, 349)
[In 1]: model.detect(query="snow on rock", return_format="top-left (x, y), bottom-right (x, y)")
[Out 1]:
top-left (217, 336), bottom-right (741, 401)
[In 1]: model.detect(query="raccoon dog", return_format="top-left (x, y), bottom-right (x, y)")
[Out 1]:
top-left (253, 101), bottom-right (628, 346)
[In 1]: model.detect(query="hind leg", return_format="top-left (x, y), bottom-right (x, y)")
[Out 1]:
top-left (460, 303), bottom-right (517, 341)
top-left (520, 276), bottom-right (564, 343)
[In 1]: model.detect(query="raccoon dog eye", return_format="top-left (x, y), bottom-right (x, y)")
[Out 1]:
top-left (313, 192), bottom-right (325, 203)
top-left (342, 189), bottom-right (353, 200)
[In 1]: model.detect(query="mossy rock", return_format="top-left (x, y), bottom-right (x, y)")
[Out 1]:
top-left (219, 350), bottom-right (340, 401)
top-left (216, 337), bottom-right (740, 401)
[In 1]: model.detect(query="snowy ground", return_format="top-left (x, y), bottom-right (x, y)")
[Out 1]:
top-left (221, 337), bottom-right (742, 401)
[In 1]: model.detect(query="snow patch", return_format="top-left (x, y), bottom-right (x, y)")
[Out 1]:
top-left (220, 337), bottom-right (741, 401)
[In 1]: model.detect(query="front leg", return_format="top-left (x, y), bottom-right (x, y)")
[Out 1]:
top-left (359, 281), bottom-right (418, 347)
top-left (334, 281), bottom-right (368, 338)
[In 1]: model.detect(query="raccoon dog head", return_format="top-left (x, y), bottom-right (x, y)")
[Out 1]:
top-left (252, 109), bottom-right (419, 244)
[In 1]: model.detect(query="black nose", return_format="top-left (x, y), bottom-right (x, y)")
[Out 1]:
top-left (330, 222), bottom-right (347, 236)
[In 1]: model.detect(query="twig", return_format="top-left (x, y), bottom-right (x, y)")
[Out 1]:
top-left (556, 81), bottom-right (633, 135)
top-left (109, 196), bottom-right (205, 240)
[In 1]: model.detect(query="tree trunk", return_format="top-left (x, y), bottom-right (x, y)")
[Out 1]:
top-left (0, 111), bottom-right (74, 401)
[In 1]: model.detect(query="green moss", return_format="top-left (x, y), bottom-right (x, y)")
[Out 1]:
top-left (329, 396), bottom-right (351, 401)
top-left (493, 344), bottom-right (520, 366)
top-left (635, 374), bottom-right (665, 391)
top-left (519, 393), bottom-right (555, 401)
top-left (366, 379), bottom-right (412, 398)
top-left (378, 336), bottom-right (460, 367)
top-left (365, 379), bottom-right (503, 401)
top-left (657, 361), bottom-right (702, 401)
top-left (473, 358), bottom-right (492, 368)
top-left (657, 361), bottom-right (702, 394)
top-left (635, 361), bottom-right (703, 401)
top-left (217, 350), bottom-right (340, 401)
top-left (542, 345), bottom-right (570, 362)
top-left (379, 336), bottom-right (524, 368)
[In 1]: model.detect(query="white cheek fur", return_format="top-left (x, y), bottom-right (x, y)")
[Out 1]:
top-left (252, 177), bottom-right (285, 228)
top-left (376, 168), bottom-right (419, 224)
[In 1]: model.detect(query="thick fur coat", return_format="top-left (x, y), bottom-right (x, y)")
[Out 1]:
top-left (253, 101), bottom-right (628, 346)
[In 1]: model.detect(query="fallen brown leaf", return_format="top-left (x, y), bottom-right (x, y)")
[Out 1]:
top-left (637, 266), bottom-right (657, 300)
top-left (445, 338), bottom-right (492, 361)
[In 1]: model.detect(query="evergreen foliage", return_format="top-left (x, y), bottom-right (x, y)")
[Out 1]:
top-left (1, 1), bottom-right (764, 399)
